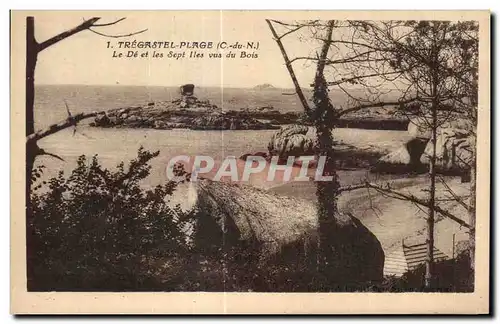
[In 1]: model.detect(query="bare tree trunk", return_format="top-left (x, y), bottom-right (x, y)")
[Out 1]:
top-left (468, 138), bottom-right (476, 288)
top-left (265, 20), bottom-right (341, 287)
top-left (425, 110), bottom-right (437, 289)
top-left (25, 16), bottom-right (38, 290)
top-left (311, 21), bottom-right (341, 286)
top-left (26, 16), bottom-right (37, 196)
top-left (265, 20), bottom-right (311, 114)
top-left (425, 39), bottom-right (439, 288)
top-left (468, 86), bottom-right (477, 287)
top-left (26, 17), bottom-right (36, 136)
top-left (23, 15), bottom-right (148, 291)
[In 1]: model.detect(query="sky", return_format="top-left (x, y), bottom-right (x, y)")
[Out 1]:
top-left (21, 11), bottom-right (483, 90)
top-left (27, 11), bottom-right (324, 88)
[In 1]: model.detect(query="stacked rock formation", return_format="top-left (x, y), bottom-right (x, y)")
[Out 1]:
top-left (373, 114), bottom-right (474, 176)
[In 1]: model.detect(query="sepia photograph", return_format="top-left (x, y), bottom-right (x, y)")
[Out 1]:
top-left (10, 10), bottom-right (490, 314)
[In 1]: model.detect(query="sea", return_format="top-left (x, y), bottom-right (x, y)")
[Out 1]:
top-left (34, 85), bottom-right (410, 188)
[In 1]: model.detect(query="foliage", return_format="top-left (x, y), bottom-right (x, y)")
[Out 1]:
top-left (363, 20), bottom-right (479, 124)
top-left (29, 147), bottom-right (192, 291)
top-left (27, 146), bottom-right (474, 292)
top-left (368, 250), bottom-right (474, 292)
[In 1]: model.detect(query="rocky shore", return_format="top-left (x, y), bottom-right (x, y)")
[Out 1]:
top-left (89, 92), bottom-right (409, 131)
top-left (90, 96), bottom-right (282, 131)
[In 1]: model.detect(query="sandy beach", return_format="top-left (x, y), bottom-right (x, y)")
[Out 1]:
top-left (270, 175), bottom-right (471, 257)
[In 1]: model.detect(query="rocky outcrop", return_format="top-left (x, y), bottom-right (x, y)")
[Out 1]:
top-left (377, 146), bottom-right (411, 166)
top-left (407, 116), bottom-right (432, 140)
top-left (420, 128), bottom-right (473, 172)
top-left (406, 138), bottom-right (429, 166)
top-left (90, 97), bottom-right (278, 131)
top-left (179, 84), bottom-right (195, 96)
top-left (91, 102), bottom-right (412, 132)
top-left (373, 114), bottom-right (474, 174)
top-left (407, 114), bottom-right (474, 172)
top-left (371, 137), bottom-right (429, 174)
top-left (267, 125), bottom-right (315, 161)
top-left (91, 99), bottom-right (411, 132)
top-left (191, 113), bottom-right (276, 130)
top-left (407, 115), bottom-right (474, 140)
top-left (194, 178), bottom-right (385, 283)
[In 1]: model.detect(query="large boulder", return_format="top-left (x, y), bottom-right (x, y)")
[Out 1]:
top-left (273, 124), bottom-right (309, 137)
top-left (407, 116), bottom-right (432, 140)
top-left (420, 128), bottom-right (474, 172)
top-left (180, 84), bottom-right (195, 96)
top-left (268, 125), bottom-right (314, 160)
top-left (408, 114), bottom-right (474, 140)
top-left (193, 179), bottom-right (385, 285)
top-left (371, 138), bottom-right (428, 173)
top-left (406, 138), bottom-right (429, 166)
top-left (442, 117), bottom-right (475, 132)
top-left (377, 146), bottom-right (411, 165)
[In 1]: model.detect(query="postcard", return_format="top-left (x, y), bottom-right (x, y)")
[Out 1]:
top-left (10, 10), bottom-right (490, 314)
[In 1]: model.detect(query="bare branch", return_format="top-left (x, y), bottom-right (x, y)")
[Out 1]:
top-left (38, 17), bottom-right (148, 51)
top-left (27, 111), bottom-right (99, 144)
top-left (64, 100), bottom-right (72, 118)
top-left (289, 56), bottom-right (320, 64)
top-left (337, 180), bottom-right (471, 229)
top-left (365, 182), bottom-right (471, 229)
top-left (91, 17), bottom-right (126, 27)
top-left (290, 55), bottom-right (384, 66)
top-left (266, 19), bottom-right (311, 113)
top-left (38, 148), bottom-right (65, 162)
top-left (87, 27), bottom-right (148, 38)
top-left (38, 17), bottom-right (101, 52)
top-left (326, 69), bottom-right (411, 87)
top-left (268, 19), bottom-right (320, 28)
top-left (268, 20), bottom-right (300, 27)
top-left (338, 183), bottom-right (367, 193)
top-left (278, 25), bottom-right (305, 39)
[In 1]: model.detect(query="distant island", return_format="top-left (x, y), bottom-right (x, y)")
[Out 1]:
top-left (253, 83), bottom-right (276, 90)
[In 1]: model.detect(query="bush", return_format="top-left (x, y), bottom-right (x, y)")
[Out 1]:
top-left (27, 147), bottom-right (474, 292)
top-left (28, 147), bottom-right (193, 291)
top-left (359, 251), bottom-right (474, 292)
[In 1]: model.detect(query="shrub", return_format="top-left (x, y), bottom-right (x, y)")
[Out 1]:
top-left (359, 251), bottom-right (474, 292)
top-left (27, 147), bottom-right (474, 292)
top-left (28, 147), bottom-right (192, 291)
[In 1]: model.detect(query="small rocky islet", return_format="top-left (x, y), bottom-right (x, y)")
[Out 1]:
top-left (89, 96), bottom-right (290, 131)
top-left (90, 83), bottom-right (302, 131)
top-left (89, 84), bottom-right (410, 131)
